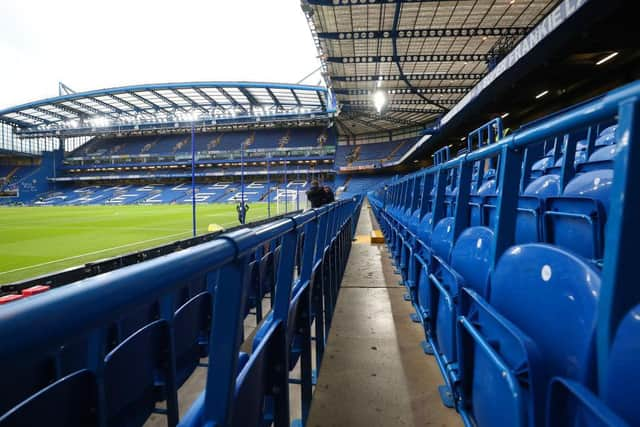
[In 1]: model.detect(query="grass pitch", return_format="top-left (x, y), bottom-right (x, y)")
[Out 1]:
top-left (0, 203), bottom-right (276, 285)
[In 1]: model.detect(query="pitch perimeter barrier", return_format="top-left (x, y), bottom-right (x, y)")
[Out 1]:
top-left (0, 210), bottom-right (303, 296)
top-left (369, 80), bottom-right (640, 427)
top-left (0, 196), bottom-right (363, 426)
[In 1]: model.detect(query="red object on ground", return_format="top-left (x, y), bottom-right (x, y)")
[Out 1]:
top-left (21, 285), bottom-right (51, 296)
top-left (0, 294), bottom-right (24, 305)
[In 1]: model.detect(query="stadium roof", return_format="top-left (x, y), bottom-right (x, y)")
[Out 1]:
top-left (302, 0), bottom-right (559, 136)
top-left (0, 82), bottom-right (335, 137)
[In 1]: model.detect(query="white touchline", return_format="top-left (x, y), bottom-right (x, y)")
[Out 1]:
top-left (0, 230), bottom-right (192, 276)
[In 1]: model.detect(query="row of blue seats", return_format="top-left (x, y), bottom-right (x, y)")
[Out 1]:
top-left (72, 127), bottom-right (332, 157)
top-left (339, 174), bottom-right (391, 199)
top-left (33, 183), bottom-right (299, 206)
top-left (369, 81), bottom-right (640, 427)
top-left (59, 166), bottom-right (332, 183)
top-left (0, 165), bottom-right (38, 191)
top-left (0, 197), bottom-right (363, 426)
top-left (335, 139), bottom-right (414, 168)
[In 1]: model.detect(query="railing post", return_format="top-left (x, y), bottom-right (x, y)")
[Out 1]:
top-left (202, 257), bottom-right (251, 426)
top-left (598, 98), bottom-right (640, 391)
top-left (452, 161), bottom-right (474, 241)
top-left (490, 144), bottom-right (524, 269)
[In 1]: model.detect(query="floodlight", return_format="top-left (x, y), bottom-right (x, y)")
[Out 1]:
top-left (373, 90), bottom-right (386, 113)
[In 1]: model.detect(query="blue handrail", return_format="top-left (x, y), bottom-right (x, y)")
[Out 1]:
top-left (0, 195), bottom-right (363, 427)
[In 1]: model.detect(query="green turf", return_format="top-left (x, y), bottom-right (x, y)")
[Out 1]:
top-left (0, 203), bottom-right (275, 285)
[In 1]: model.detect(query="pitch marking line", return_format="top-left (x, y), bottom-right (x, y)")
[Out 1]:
top-left (0, 230), bottom-right (192, 276)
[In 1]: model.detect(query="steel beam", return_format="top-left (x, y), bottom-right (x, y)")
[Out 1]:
top-left (333, 72), bottom-right (485, 82)
top-left (193, 87), bottom-right (225, 111)
top-left (341, 105), bottom-right (443, 116)
top-left (217, 87), bottom-right (248, 113)
top-left (327, 54), bottom-right (491, 63)
top-left (334, 87), bottom-right (471, 95)
top-left (150, 90), bottom-right (189, 113)
top-left (342, 99), bottom-right (456, 106)
top-left (306, 0), bottom-right (461, 5)
top-left (344, 111), bottom-right (421, 126)
top-left (318, 27), bottom-right (530, 40)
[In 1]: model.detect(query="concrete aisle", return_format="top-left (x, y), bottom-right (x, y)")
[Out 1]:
top-left (307, 200), bottom-right (462, 427)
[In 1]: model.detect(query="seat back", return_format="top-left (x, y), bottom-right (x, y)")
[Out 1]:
top-left (118, 301), bottom-right (160, 343)
top-left (545, 170), bottom-right (613, 260)
top-left (104, 320), bottom-right (170, 427)
top-left (233, 323), bottom-right (282, 427)
top-left (0, 355), bottom-right (57, 416)
top-left (523, 174), bottom-right (561, 198)
top-left (174, 292), bottom-right (212, 387)
top-left (0, 370), bottom-right (98, 427)
top-left (595, 125), bottom-right (617, 146)
top-left (450, 226), bottom-right (494, 297)
top-left (484, 195), bottom-right (545, 245)
top-left (488, 244), bottom-right (601, 425)
top-left (287, 282), bottom-right (308, 370)
top-left (444, 185), bottom-right (458, 216)
top-left (244, 260), bottom-right (261, 317)
top-left (431, 217), bottom-right (455, 262)
top-left (531, 156), bottom-right (554, 177)
top-left (602, 304), bottom-right (640, 426)
top-left (417, 212), bottom-right (434, 246)
top-left (259, 251), bottom-right (275, 295)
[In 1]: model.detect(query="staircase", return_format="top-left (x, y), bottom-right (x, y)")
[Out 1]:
top-left (347, 146), bottom-right (361, 166)
top-left (384, 140), bottom-right (407, 162)
top-left (244, 132), bottom-right (256, 148)
top-left (317, 131), bottom-right (328, 147)
top-left (208, 135), bottom-right (222, 150)
top-left (173, 137), bottom-right (189, 153)
top-left (5, 166), bottom-right (19, 182)
top-left (278, 130), bottom-right (291, 148)
top-left (141, 137), bottom-right (161, 154)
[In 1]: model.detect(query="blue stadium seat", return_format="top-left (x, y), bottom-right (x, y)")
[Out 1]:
top-left (0, 356), bottom-right (57, 416)
top-left (481, 174), bottom-right (561, 245)
top-left (103, 319), bottom-right (172, 427)
top-left (0, 370), bottom-right (98, 427)
top-left (579, 144), bottom-right (617, 172)
top-left (417, 212), bottom-right (434, 246)
top-left (469, 174), bottom-right (496, 226)
top-left (230, 327), bottom-right (283, 427)
top-left (547, 303), bottom-right (639, 427)
top-left (530, 156), bottom-right (555, 178)
top-left (244, 260), bottom-right (263, 320)
top-left (259, 250), bottom-right (276, 299)
top-left (421, 226), bottom-right (494, 396)
top-left (595, 125), bottom-right (617, 146)
top-left (458, 244), bottom-right (601, 427)
top-left (430, 217), bottom-right (456, 261)
top-left (544, 169), bottom-right (613, 260)
top-left (117, 301), bottom-right (160, 342)
top-left (174, 292), bottom-right (212, 388)
top-left (450, 227), bottom-right (494, 298)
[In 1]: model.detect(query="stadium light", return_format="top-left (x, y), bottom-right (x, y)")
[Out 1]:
top-left (373, 90), bottom-right (386, 113)
top-left (596, 52), bottom-right (618, 65)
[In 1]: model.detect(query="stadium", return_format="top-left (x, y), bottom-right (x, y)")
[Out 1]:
top-left (0, 0), bottom-right (639, 426)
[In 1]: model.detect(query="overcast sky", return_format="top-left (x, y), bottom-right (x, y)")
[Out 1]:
top-left (0, 0), bottom-right (322, 109)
